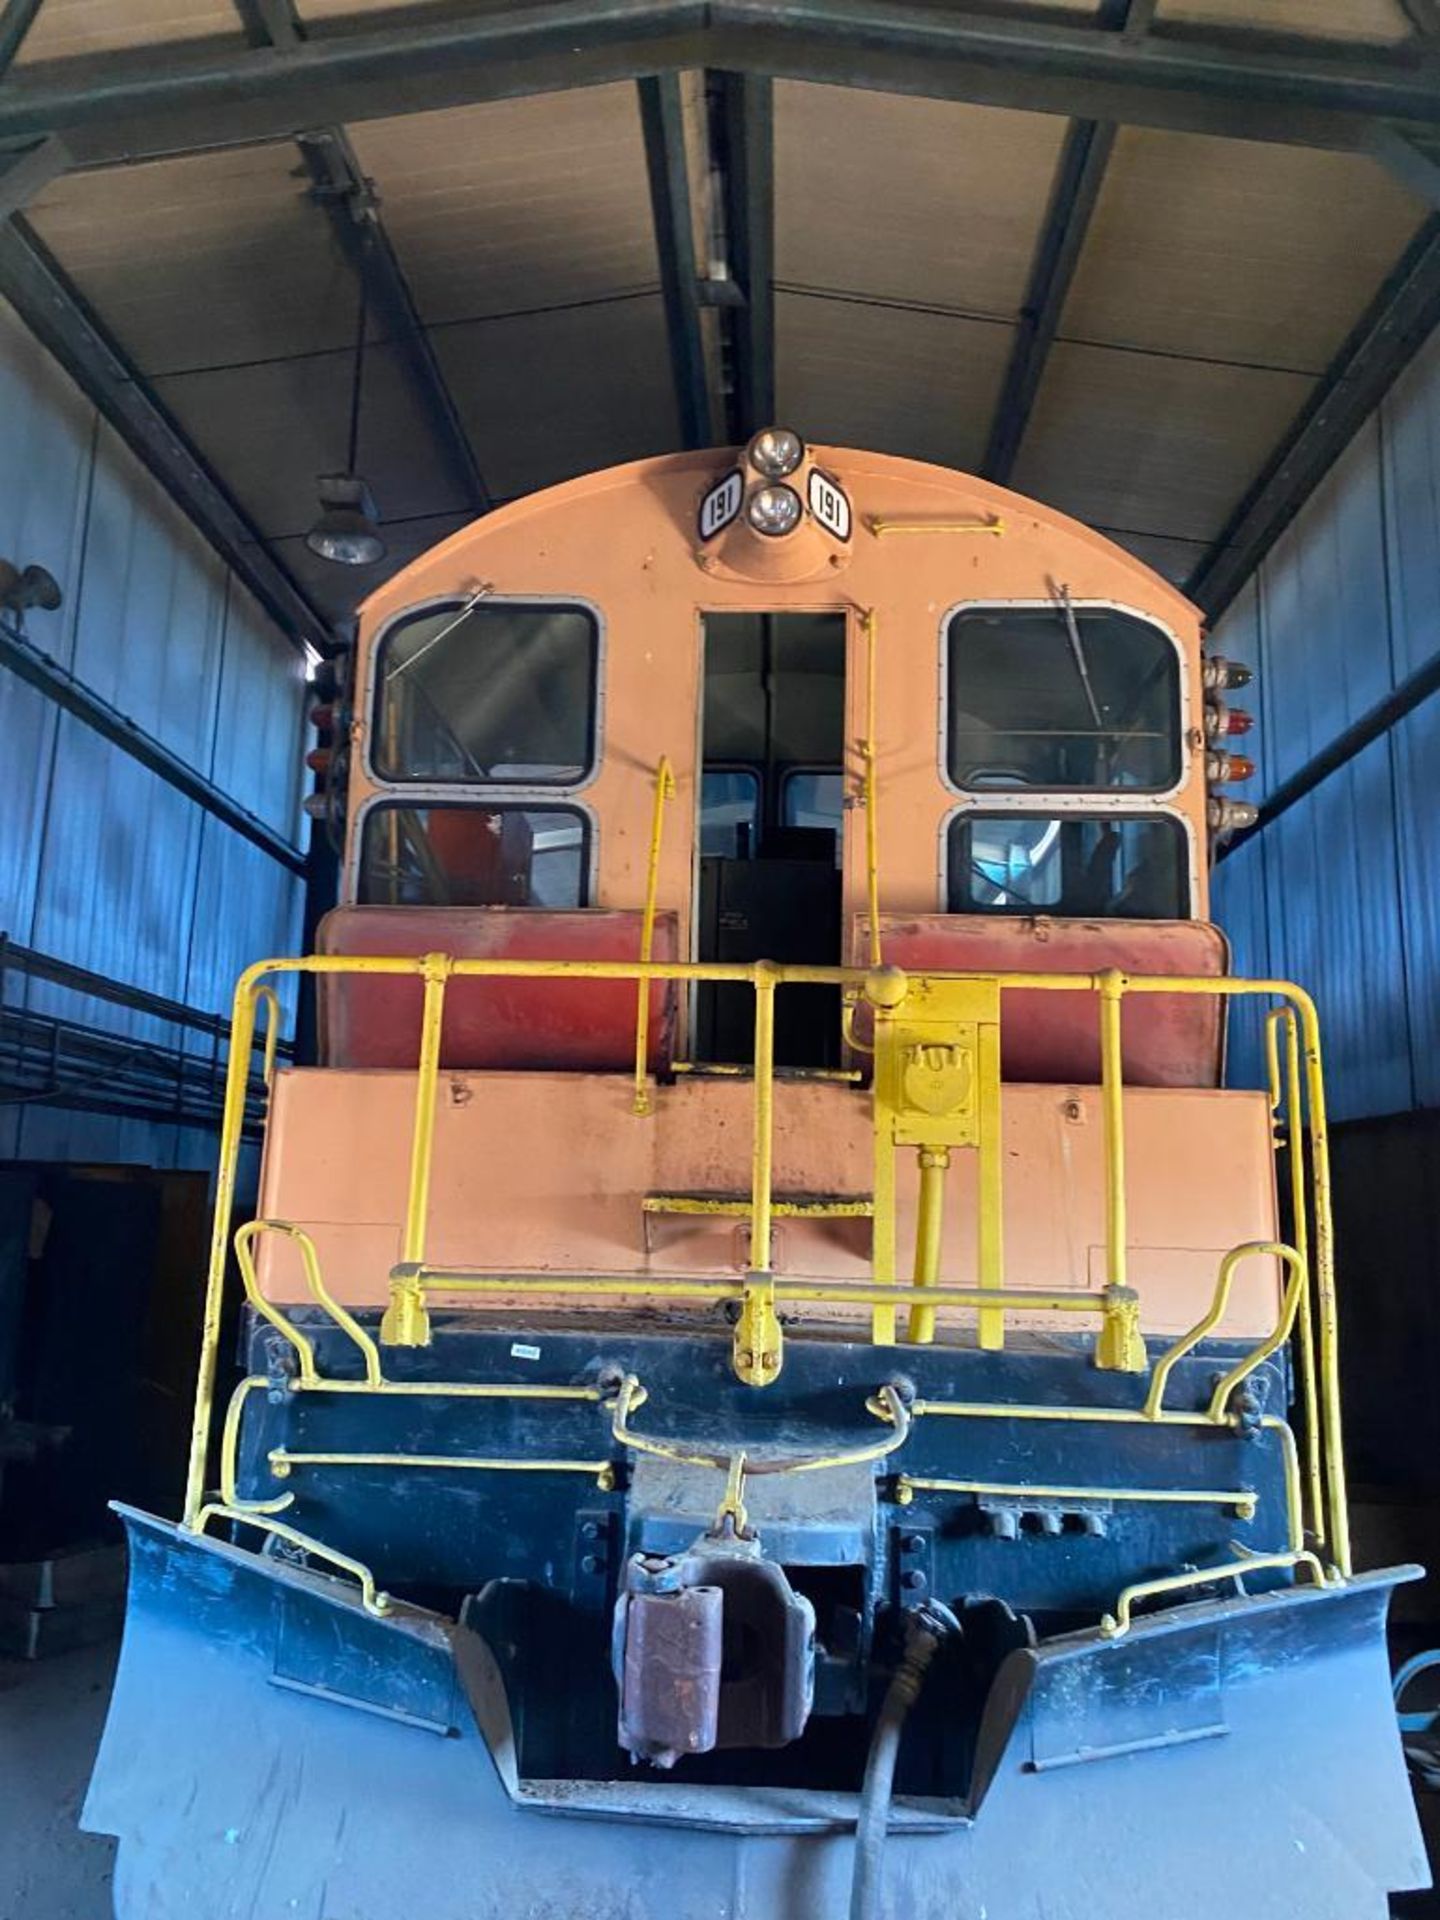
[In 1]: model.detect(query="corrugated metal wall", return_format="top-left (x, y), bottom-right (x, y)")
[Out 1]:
top-left (0, 297), bottom-right (309, 1168)
top-left (1211, 324), bottom-right (1440, 1122)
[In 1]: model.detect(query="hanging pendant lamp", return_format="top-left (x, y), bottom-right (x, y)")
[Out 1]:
top-left (306, 276), bottom-right (386, 567)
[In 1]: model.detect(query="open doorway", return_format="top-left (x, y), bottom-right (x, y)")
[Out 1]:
top-left (693, 612), bottom-right (847, 1067)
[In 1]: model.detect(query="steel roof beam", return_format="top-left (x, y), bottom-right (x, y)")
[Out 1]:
top-left (1188, 212), bottom-right (1440, 621)
top-left (638, 74), bottom-right (714, 448)
top-left (295, 130), bottom-right (492, 515)
top-left (0, 129), bottom-right (63, 215)
top-left (234, 1), bottom-right (491, 515)
top-left (2, 5), bottom-right (1439, 170)
top-left (984, 0), bottom-right (1151, 485)
top-left (0, 219), bottom-right (331, 650)
top-left (718, 69), bottom-right (773, 442)
top-left (0, 0), bottom-right (44, 79)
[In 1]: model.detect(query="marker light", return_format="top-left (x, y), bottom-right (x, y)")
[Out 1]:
top-left (747, 484), bottom-right (803, 537)
top-left (1208, 797), bottom-right (1258, 835)
top-left (1204, 700), bottom-right (1254, 740)
top-left (1202, 655), bottom-right (1253, 693)
top-left (1206, 751), bottom-right (1255, 784)
top-left (747, 428), bottom-right (805, 480)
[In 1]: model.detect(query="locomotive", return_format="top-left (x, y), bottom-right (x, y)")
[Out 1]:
top-left (85, 433), bottom-right (1426, 1918)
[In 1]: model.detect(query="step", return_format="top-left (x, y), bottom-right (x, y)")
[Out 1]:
top-left (642, 1191), bottom-right (874, 1220)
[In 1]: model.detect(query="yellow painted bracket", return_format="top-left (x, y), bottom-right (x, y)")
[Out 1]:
top-left (633, 754), bottom-right (676, 1117)
top-left (1100, 1548), bottom-right (1328, 1640)
top-left (735, 1272), bottom-right (782, 1386)
top-left (868, 968), bottom-right (1004, 1351)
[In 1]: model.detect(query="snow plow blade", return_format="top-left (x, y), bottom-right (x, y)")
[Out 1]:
top-left (86, 1506), bottom-right (1428, 1920)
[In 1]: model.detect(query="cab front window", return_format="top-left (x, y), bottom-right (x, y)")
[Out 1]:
top-left (947, 604), bottom-right (1180, 793)
top-left (947, 812), bottom-right (1187, 920)
top-left (358, 803), bottom-right (589, 908)
top-left (372, 599), bottom-right (598, 785)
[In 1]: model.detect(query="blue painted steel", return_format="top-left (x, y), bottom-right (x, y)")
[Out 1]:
top-left (0, 308), bottom-right (309, 1165)
top-left (232, 1321), bottom-right (1297, 1641)
top-left (1210, 323), bottom-right (1440, 1123)
top-left (85, 1505), bottom-right (1428, 1918)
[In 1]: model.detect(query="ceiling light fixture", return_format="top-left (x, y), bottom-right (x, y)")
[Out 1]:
top-left (306, 278), bottom-right (386, 567)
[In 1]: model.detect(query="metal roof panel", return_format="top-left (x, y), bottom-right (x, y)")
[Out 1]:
top-left (776, 291), bottom-right (1014, 472)
top-left (776, 81), bottom-right (1067, 320)
top-left (27, 146), bottom-right (356, 376)
top-left (1154, 0), bottom-right (1412, 42)
top-left (1012, 340), bottom-right (1315, 542)
top-left (1061, 129), bottom-right (1425, 375)
top-left (346, 87), bottom-right (660, 325)
top-left (430, 294), bottom-right (679, 498)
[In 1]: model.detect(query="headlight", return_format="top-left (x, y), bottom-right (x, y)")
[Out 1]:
top-left (746, 428), bottom-right (805, 480)
top-left (746, 484), bottom-right (803, 537)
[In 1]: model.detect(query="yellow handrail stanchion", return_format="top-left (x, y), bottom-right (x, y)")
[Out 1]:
top-left (1267, 1007), bottom-right (1324, 1544)
top-left (254, 983), bottom-right (282, 1091)
top-left (1092, 968), bottom-right (1145, 1371)
top-left (861, 609), bottom-right (882, 969)
top-left (632, 755), bottom-right (675, 1116)
top-left (182, 968), bottom-right (262, 1528)
top-left (1293, 988), bottom-right (1350, 1575)
top-left (737, 964), bottom-right (783, 1386)
top-left (380, 952), bottom-right (451, 1348)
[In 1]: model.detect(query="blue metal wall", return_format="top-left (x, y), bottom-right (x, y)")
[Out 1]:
top-left (0, 298), bottom-right (309, 1168)
top-left (1211, 325), bottom-right (1440, 1123)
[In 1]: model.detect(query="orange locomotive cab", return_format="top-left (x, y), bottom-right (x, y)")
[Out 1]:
top-left (84, 437), bottom-right (1427, 1920)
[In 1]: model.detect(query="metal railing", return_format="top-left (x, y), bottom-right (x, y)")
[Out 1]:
top-left (182, 950), bottom-right (1351, 1589)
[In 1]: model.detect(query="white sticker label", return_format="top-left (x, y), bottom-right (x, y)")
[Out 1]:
top-left (698, 469), bottom-right (744, 540)
top-left (509, 1342), bottom-right (541, 1361)
top-left (808, 468), bottom-right (852, 542)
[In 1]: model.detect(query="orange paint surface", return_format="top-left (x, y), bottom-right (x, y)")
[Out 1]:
top-left (258, 1068), bottom-right (1278, 1339)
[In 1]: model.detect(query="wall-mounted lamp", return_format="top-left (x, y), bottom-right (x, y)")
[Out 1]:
top-left (0, 558), bottom-right (63, 617)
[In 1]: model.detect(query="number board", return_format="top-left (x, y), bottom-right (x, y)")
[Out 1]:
top-left (698, 470), bottom-right (743, 541)
top-left (807, 469), bottom-right (852, 542)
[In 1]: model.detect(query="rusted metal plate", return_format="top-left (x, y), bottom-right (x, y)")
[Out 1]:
top-left (318, 904), bottom-right (679, 1072)
top-left (858, 914), bottom-right (1229, 1088)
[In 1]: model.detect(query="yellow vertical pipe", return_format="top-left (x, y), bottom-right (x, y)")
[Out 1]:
top-left (871, 1102), bottom-right (898, 1346)
top-left (183, 971), bottom-right (261, 1527)
top-left (975, 1016), bottom-right (1005, 1350)
top-left (402, 954), bottom-right (451, 1266)
top-left (1295, 991), bottom-right (1350, 1574)
top-left (633, 755), bottom-right (675, 1117)
top-left (906, 1147), bottom-right (949, 1345)
top-left (1098, 969), bottom-right (1128, 1292)
top-left (749, 965), bottom-right (778, 1274)
top-left (861, 609), bottom-right (882, 968)
top-left (1274, 1008), bottom-right (1324, 1546)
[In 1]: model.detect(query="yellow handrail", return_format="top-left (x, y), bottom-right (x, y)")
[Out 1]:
top-left (184, 951), bottom-right (1351, 1575)
top-left (1266, 1007), bottom-right (1323, 1543)
top-left (860, 609), bottom-right (882, 969)
top-left (632, 754), bottom-right (675, 1117)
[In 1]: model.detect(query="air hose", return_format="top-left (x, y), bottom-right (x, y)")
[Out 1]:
top-left (849, 1605), bottom-right (954, 1920)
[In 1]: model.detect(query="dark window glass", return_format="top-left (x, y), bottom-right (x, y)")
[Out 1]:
top-left (700, 769), bottom-right (761, 858)
top-left (782, 769), bottom-right (843, 834)
top-left (947, 813), bottom-right (1187, 920)
top-left (359, 804), bottom-right (588, 909)
top-left (373, 600), bottom-right (597, 784)
top-left (947, 606), bottom-right (1180, 792)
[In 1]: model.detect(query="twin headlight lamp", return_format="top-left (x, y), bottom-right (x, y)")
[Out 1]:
top-left (743, 428), bottom-right (804, 538)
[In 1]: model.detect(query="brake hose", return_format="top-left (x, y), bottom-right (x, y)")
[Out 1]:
top-left (849, 1606), bottom-right (953, 1920)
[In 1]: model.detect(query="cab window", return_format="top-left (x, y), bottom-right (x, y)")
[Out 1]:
top-left (947, 605), bottom-right (1180, 793)
top-left (947, 813), bottom-right (1187, 920)
top-left (372, 600), bottom-right (597, 785)
top-left (359, 803), bottom-right (589, 908)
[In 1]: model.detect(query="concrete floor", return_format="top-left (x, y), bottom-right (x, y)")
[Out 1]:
top-left (0, 1639), bottom-right (117, 1920)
